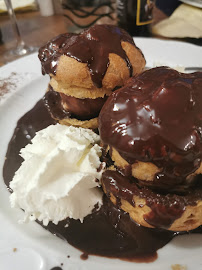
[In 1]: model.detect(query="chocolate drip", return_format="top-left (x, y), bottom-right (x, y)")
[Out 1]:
top-left (60, 93), bottom-right (107, 120)
top-left (38, 33), bottom-right (75, 76)
top-left (80, 253), bottom-right (88, 260)
top-left (44, 87), bottom-right (107, 121)
top-left (38, 24), bottom-right (135, 88)
top-left (99, 67), bottom-right (202, 189)
top-left (43, 88), bottom-right (71, 120)
top-left (102, 170), bottom-right (202, 229)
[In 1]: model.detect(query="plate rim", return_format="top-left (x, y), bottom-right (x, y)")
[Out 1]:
top-left (1, 37), bottom-right (202, 270)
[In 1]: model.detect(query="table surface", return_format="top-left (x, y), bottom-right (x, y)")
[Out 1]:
top-left (0, 6), bottom-right (168, 66)
top-left (0, 7), bottom-right (201, 66)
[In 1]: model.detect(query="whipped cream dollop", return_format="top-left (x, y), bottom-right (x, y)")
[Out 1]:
top-left (10, 124), bottom-right (104, 226)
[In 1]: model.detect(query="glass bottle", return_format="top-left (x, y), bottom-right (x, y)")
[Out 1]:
top-left (117, 0), bottom-right (155, 36)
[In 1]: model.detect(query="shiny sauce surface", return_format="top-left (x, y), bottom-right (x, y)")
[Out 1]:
top-left (99, 67), bottom-right (202, 189)
top-left (38, 24), bottom-right (136, 88)
top-left (3, 98), bottom-right (177, 262)
top-left (102, 170), bottom-right (202, 229)
top-left (44, 87), bottom-right (107, 121)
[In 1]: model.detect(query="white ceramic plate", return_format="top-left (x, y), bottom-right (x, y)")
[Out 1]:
top-left (180, 0), bottom-right (202, 8)
top-left (0, 38), bottom-right (202, 270)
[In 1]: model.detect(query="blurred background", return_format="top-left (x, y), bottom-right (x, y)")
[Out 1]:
top-left (0, 0), bottom-right (201, 65)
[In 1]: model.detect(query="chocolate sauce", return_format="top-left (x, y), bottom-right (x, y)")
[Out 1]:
top-left (38, 24), bottom-right (136, 88)
top-left (43, 196), bottom-right (174, 261)
top-left (3, 99), bottom-right (56, 188)
top-left (60, 93), bottom-right (107, 120)
top-left (43, 88), bottom-right (70, 120)
top-left (80, 253), bottom-right (88, 260)
top-left (3, 98), bottom-right (176, 261)
top-left (44, 87), bottom-right (107, 121)
top-left (102, 170), bottom-right (202, 229)
top-left (50, 267), bottom-right (63, 270)
top-left (99, 67), bottom-right (202, 190)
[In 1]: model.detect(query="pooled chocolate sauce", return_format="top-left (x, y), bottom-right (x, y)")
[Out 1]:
top-left (99, 67), bottom-right (202, 190)
top-left (38, 24), bottom-right (136, 88)
top-left (45, 196), bottom-right (174, 261)
top-left (44, 86), bottom-right (107, 121)
top-left (3, 99), bottom-right (56, 188)
top-left (102, 170), bottom-right (202, 229)
top-left (3, 99), bottom-right (176, 262)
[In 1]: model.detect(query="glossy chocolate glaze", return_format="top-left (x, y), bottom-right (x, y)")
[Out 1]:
top-left (102, 169), bottom-right (202, 229)
top-left (60, 93), bottom-right (107, 120)
top-left (44, 87), bottom-right (107, 121)
top-left (38, 24), bottom-right (135, 88)
top-left (43, 87), bottom-right (71, 120)
top-left (99, 67), bottom-right (202, 190)
top-left (3, 98), bottom-right (176, 261)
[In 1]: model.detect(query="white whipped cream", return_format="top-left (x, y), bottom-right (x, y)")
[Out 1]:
top-left (10, 124), bottom-right (104, 226)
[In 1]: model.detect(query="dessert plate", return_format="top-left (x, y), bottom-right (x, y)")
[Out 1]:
top-left (180, 0), bottom-right (202, 8)
top-left (0, 38), bottom-right (202, 270)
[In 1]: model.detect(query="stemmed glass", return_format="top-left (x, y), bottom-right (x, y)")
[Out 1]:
top-left (4, 0), bottom-right (36, 59)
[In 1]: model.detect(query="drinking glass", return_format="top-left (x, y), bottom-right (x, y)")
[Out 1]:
top-left (62, 0), bottom-right (116, 33)
top-left (4, 0), bottom-right (36, 59)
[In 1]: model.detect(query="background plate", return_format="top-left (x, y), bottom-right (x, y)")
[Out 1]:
top-left (0, 38), bottom-right (202, 270)
top-left (180, 0), bottom-right (202, 8)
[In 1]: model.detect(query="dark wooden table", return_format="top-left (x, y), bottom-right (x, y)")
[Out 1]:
top-left (0, 7), bottom-right (168, 66)
top-left (0, 11), bottom-right (68, 66)
top-left (1, 6), bottom-right (200, 66)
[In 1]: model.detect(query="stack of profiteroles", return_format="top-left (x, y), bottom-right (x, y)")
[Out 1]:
top-left (99, 67), bottom-right (202, 232)
top-left (38, 24), bottom-right (145, 129)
